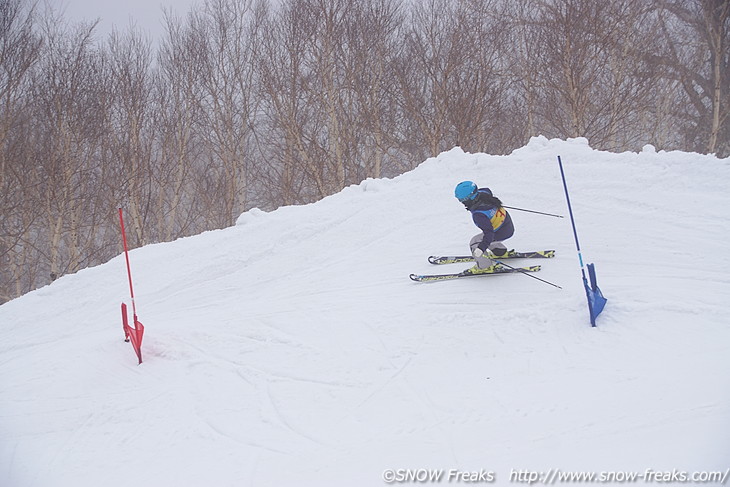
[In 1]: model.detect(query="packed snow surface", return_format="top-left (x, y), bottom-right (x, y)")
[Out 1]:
top-left (2, 137), bottom-right (729, 486)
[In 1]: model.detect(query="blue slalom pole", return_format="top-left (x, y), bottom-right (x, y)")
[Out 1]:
top-left (557, 156), bottom-right (606, 327)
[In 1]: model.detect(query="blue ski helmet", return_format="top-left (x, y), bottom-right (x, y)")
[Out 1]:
top-left (454, 181), bottom-right (478, 202)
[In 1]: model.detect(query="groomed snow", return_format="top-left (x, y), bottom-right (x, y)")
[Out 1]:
top-left (1, 137), bottom-right (729, 486)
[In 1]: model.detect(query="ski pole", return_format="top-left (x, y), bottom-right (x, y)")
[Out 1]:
top-left (496, 260), bottom-right (562, 289)
top-left (503, 206), bottom-right (563, 218)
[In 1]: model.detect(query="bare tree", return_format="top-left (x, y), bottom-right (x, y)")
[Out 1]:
top-left (656, 0), bottom-right (730, 156)
top-left (29, 11), bottom-right (111, 283)
top-left (506, 1), bottom-right (542, 144)
top-left (258, 0), bottom-right (356, 203)
top-left (395, 0), bottom-right (458, 160)
top-left (522, 0), bottom-right (664, 151)
top-left (344, 0), bottom-right (405, 179)
top-left (257, 0), bottom-right (311, 206)
top-left (0, 0), bottom-right (43, 302)
top-left (195, 0), bottom-right (264, 227)
top-left (394, 0), bottom-right (513, 162)
top-left (306, 0), bottom-right (351, 193)
top-left (156, 9), bottom-right (209, 240)
top-left (106, 26), bottom-right (157, 246)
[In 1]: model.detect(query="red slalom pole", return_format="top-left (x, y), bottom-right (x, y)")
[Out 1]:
top-left (119, 208), bottom-right (144, 364)
top-left (119, 208), bottom-right (138, 321)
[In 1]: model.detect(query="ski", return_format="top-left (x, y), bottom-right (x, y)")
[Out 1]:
top-left (410, 265), bottom-right (541, 282)
top-left (428, 250), bottom-right (555, 265)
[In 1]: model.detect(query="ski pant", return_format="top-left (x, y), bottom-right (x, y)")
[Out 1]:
top-left (469, 234), bottom-right (508, 269)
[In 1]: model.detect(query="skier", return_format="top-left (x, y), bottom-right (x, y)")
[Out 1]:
top-left (454, 180), bottom-right (514, 274)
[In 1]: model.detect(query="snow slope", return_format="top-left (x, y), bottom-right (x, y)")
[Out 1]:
top-left (1, 137), bottom-right (729, 487)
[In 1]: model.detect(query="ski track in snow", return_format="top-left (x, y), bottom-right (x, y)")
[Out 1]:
top-left (1, 137), bottom-right (729, 486)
